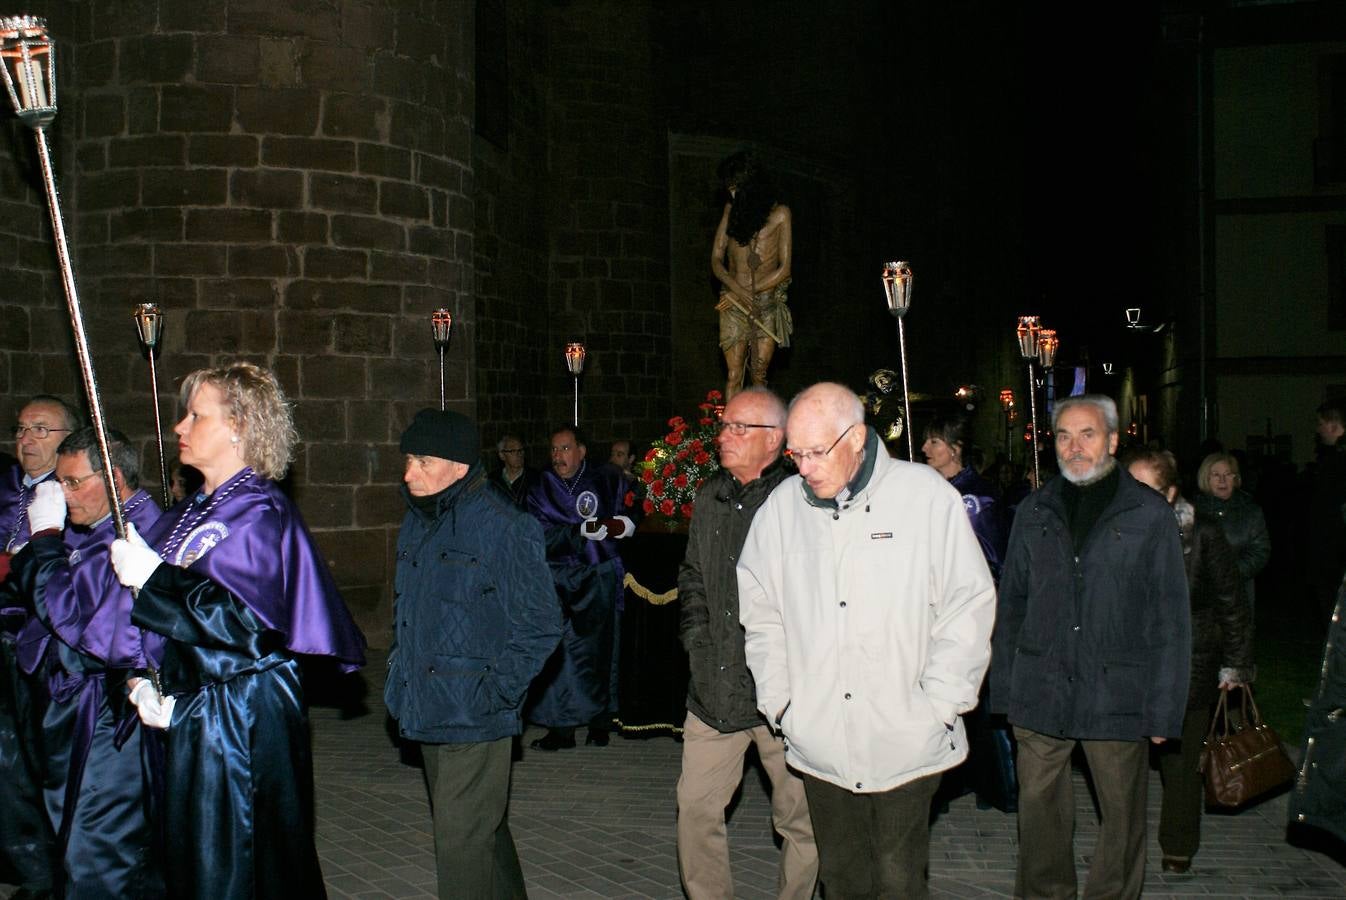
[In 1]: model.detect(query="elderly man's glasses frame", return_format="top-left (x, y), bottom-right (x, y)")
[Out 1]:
top-left (717, 421), bottom-right (778, 437)
top-left (784, 423), bottom-right (855, 464)
top-left (12, 424), bottom-right (70, 440)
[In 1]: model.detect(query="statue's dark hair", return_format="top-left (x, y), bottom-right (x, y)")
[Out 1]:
top-left (718, 151), bottom-right (779, 247)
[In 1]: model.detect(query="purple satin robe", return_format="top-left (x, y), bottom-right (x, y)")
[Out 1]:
top-left (140, 468), bottom-right (365, 670)
top-left (1, 465), bottom-right (56, 635)
top-left (528, 460), bottom-right (629, 568)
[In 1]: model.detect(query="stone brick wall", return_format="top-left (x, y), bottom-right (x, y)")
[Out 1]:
top-left (3, 1), bottom-right (475, 645)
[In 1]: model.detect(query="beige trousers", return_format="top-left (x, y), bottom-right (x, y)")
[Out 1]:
top-left (676, 711), bottom-right (818, 900)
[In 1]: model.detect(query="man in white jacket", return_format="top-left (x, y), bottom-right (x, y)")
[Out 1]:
top-left (738, 382), bottom-right (996, 898)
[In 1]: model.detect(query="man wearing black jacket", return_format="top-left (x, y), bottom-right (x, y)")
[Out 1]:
top-left (675, 387), bottom-right (817, 900)
top-left (992, 395), bottom-right (1190, 899)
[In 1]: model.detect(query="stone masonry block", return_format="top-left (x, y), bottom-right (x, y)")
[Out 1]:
top-left (230, 170), bottom-right (304, 209)
top-left (304, 247), bottom-right (368, 279)
top-left (333, 313), bottom-right (391, 355)
top-left (331, 214), bottom-right (405, 251)
top-left (262, 137), bottom-right (356, 172)
top-left (310, 174), bottom-right (378, 214)
top-left (82, 93), bottom-right (125, 138)
top-left (0, 306), bottom-right (30, 350)
top-left (288, 484), bottom-right (353, 528)
top-left (110, 208), bottom-right (185, 243)
top-left (322, 93), bottom-right (382, 141)
top-left (301, 357), bottom-right (369, 401)
top-left (285, 280), bottom-right (401, 314)
top-left (201, 278), bottom-right (280, 309)
top-left (277, 212), bottom-right (330, 244)
top-left (141, 169), bottom-right (229, 207)
top-left (120, 34), bottom-right (194, 85)
top-left (183, 309), bottom-right (244, 353)
top-left (277, 310), bottom-right (334, 353)
top-left (301, 45), bottom-right (369, 93)
top-left (358, 144), bottom-right (411, 179)
top-left (369, 251), bottom-right (428, 284)
top-left (196, 35), bottom-right (263, 85)
top-left (305, 440), bottom-right (371, 483)
top-left (160, 85), bottom-right (234, 133)
top-left (185, 209), bottom-right (274, 242)
top-left (188, 135), bottom-right (260, 167)
top-left (235, 87), bottom-right (321, 136)
top-left (346, 401), bottom-right (390, 443)
top-left (155, 243), bottom-right (227, 276)
top-left (228, 0), bottom-right (342, 43)
top-left (108, 135), bottom-right (185, 168)
top-left (160, 2), bottom-right (227, 32)
top-left (228, 246), bottom-right (296, 278)
top-left (378, 182), bottom-right (429, 220)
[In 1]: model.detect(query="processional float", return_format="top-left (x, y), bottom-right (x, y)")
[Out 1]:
top-left (2, 16), bottom-right (125, 534)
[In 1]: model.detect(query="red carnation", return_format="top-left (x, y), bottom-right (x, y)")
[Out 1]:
top-left (624, 491), bottom-right (635, 508)
top-left (665, 431), bottom-right (683, 446)
top-left (699, 417), bottom-right (714, 426)
top-left (707, 389), bottom-right (723, 401)
top-left (690, 439), bottom-right (703, 452)
top-left (641, 468), bottom-right (655, 484)
top-left (651, 480), bottom-right (665, 497)
top-left (642, 498), bottom-right (655, 515)
top-left (695, 478), bottom-right (704, 490)
top-left (680, 503), bottom-right (695, 519)
top-left (660, 463), bottom-right (674, 477)
top-left (674, 473), bottom-right (688, 489)
top-left (644, 449), bottom-right (659, 462)
top-left (694, 451), bottom-right (711, 466)
top-left (660, 498), bottom-right (676, 516)
top-left (675, 450), bottom-right (689, 462)
top-left (668, 416), bottom-right (686, 429)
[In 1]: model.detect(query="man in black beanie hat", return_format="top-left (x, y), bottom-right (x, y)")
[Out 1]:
top-left (385, 409), bottom-right (562, 899)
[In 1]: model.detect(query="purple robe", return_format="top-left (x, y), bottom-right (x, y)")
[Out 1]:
top-left (140, 467), bottom-right (365, 670)
top-left (1, 464), bottom-right (56, 634)
top-left (8, 489), bottom-right (165, 897)
top-left (525, 461), bottom-right (630, 727)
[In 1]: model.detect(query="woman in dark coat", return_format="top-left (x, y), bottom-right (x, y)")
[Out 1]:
top-left (1290, 573), bottom-right (1346, 843)
top-left (922, 414), bottom-right (1016, 812)
top-left (1194, 452), bottom-right (1271, 615)
top-left (1125, 448), bottom-right (1254, 874)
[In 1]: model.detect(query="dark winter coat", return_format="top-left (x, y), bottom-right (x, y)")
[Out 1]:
top-left (990, 466), bottom-right (1192, 740)
top-left (678, 459), bottom-right (789, 733)
top-left (1177, 499), bottom-right (1254, 708)
top-left (386, 464), bottom-right (562, 743)
top-left (1290, 573), bottom-right (1346, 843)
top-left (1193, 489), bottom-right (1270, 609)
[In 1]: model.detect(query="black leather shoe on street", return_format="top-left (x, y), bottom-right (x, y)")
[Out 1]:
top-left (1161, 856), bottom-right (1191, 874)
top-left (585, 727), bottom-right (610, 747)
top-left (530, 729), bottom-right (576, 751)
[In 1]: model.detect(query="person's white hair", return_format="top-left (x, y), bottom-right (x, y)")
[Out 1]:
top-left (788, 382), bottom-right (864, 433)
top-left (1052, 394), bottom-right (1119, 435)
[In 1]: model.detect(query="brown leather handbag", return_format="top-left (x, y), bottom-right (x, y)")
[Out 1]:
top-left (1200, 687), bottom-right (1296, 808)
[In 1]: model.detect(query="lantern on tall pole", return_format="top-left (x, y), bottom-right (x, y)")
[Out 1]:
top-left (564, 342), bottom-right (586, 427)
top-left (1016, 315), bottom-right (1043, 486)
top-left (998, 388), bottom-right (1015, 459)
top-left (430, 308), bottom-right (452, 410)
top-left (880, 261), bottom-right (915, 459)
top-left (132, 303), bottom-right (170, 508)
top-left (2, 16), bottom-right (124, 536)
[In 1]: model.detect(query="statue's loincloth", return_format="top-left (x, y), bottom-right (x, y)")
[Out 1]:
top-left (719, 279), bottom-right (792, 350)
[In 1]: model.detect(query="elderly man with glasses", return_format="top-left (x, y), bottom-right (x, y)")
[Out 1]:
top-left (738, 382), bottom-right (996, 898)
top-left (7, 427), bottom-right (164, 898)
top-left (0, 395), bottom-right (82, 899)
top-left (676, 387), bottom-right (817, 900)
top-left (490, 433), bottom-right (538, 509)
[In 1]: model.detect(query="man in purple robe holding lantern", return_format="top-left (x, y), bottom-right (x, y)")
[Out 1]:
top-left (527, 425), bottom-right (638, 750)
top-left (8, 427), bottom-right (164, 898)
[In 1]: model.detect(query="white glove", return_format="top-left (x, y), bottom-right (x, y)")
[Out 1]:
top-left (27, 481), bottom-right (66, 533)
top-left (128, 678), bottom-right (176, 730)
top-left (581, 519), bottom-right (608, 541)
top-left (612, 515), bottom-right (635, 539)
top-left (109, 523), bottom-right (164, 590)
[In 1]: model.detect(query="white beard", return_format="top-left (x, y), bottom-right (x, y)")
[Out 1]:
top-left (1059, 454), bottom-right (1116, 486)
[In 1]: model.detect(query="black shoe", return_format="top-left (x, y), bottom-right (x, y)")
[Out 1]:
top-left (1161, 856), bottom-right (1191, 874)
top-left (530, 729), bottom-right (576, 751)
top-left (585, 727), bottom-right (610, 747)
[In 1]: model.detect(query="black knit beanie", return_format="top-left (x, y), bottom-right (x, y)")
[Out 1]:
top-left (399, 409), bottom-right (480, 464)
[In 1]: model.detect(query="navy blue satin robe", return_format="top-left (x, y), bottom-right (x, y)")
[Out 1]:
top-left (0, 463), bottom-right (57, 892)
top-left (526, 461), bottom-right (629, 727)
top-left (135, 469), bottom-right (366, 900)
top-left (10, 489), bottom-right (165, 899)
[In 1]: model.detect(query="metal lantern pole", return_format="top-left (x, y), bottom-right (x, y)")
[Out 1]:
top-left (564, 342), bottom-right (586, 427)
top-left (1016, 315), bottom-right (1043, 487)
top-left (132, 303), bottom-right (170, 508)
top-left (2, 17), bottom-right (124, 536)
top-left (430, 308), bottom-right (452, 410)
top-left (880, 261), bottom-right (915, 459)
top-left (998, 388), bottom-right (1015, 460)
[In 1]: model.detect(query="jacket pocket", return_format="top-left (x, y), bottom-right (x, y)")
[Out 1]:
top-left (1008, 644), bottom-right (1050, 711)
top-left (1098, 657), bottom-right (1145, 723)
top-left (418, 654), bottom-right (498, 728)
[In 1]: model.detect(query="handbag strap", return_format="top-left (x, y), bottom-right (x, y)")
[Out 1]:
top-left (1239, 685), bottom-right (1266, 727)
top-left (1205, 689), bottom-right (1232, 743)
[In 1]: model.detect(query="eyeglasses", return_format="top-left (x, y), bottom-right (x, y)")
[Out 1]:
top-left (12, 424), bottom-right (71, 440)
top-left (784, 424), bottom-right (856, 464)
top-left (57, 471), bottom-right (104, 491)
top-left (717, 421), bottom-right (778, 436)
top-left (500, 448), bottom-right (525, 455)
